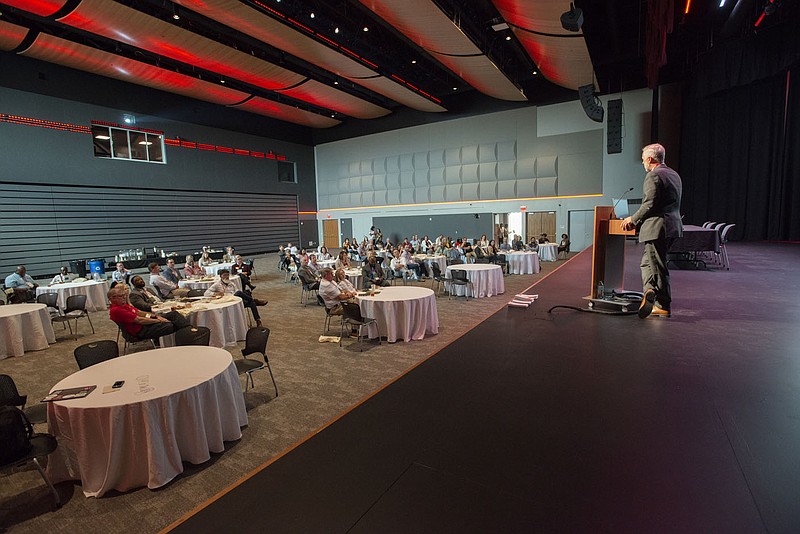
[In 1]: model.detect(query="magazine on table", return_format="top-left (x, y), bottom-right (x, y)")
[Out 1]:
top-left (42, 385), bottom-right (97, 402)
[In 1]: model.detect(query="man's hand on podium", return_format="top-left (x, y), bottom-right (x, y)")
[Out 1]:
top-left (622, 217), bottom-right (635, 231)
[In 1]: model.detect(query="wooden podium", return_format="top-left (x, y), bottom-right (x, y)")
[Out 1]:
top-left (589, 206), bottom-right (635, 298)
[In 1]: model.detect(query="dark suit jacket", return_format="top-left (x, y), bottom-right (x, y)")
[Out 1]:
top-left (630, 164), bottom-right (683, 242)
top-left (129, 286), bottom-right (159, 312)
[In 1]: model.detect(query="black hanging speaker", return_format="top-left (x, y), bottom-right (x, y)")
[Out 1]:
top-left (607, 99), bottom-right (623, 154)
top-left (578, 84), bottom-right (604, 123)
top-left (560, 3), bottom-right (584, 32)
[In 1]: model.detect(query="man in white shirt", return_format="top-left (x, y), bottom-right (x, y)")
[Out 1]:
top-left (319, 267), bottom-right (356, 315)
top-left (148, 262), bottom-right (189, 300)
top-left (204, 269), bottom-right (267, 327)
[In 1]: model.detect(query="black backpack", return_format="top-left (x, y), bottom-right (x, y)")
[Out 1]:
top-left (0, 405), bottom-right (33, 464)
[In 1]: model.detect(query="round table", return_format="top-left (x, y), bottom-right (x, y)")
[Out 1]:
top-left (537, 243), bottom-right (559, 262)
top-left (45, 346), bottom-right (247, 497)
top-left (318, 259), bottom-right (337, 269)
top-left (36, 279), bottom-right (110, 312)
top-left (356, 286), bottom-right (439, 343)
top-left (179, 274), bottom-right (242, 292)
top-left (504, 251), bottom-right (541, 274)
top-left (202, 262), bottom-right (235, 276)
top-left (156, 296), bottom-right (248, 348)
top-left (0, 303), bottom-right (57, 359)
top-left (445, 264), bottom-right (505, 298)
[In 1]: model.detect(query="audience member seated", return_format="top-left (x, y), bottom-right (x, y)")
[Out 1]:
top-left (539, 233), bottom-right (550, 244)
top-left (222, 246), bottom-right (236, 263)
top-left (108, 284), bottom-right (190, 342)
top-left (335, 250), bottom-right (351, 271)
top-left (198, 250), bottom-right (214, 267)
top-left (297, 257), bottom-right (320, 290)
top-left (128, 275), bottom-right (162, 312)
top-left (231, 254), bottom-right (256, 291)
top-left (5, 265), bottom-right (38, 303)
top-left (112, 262), bottom-right (132, 284)
top-left (318, 246), bottom-right (332, 261)
top-left (400, 247), bottom-right (423, 279)
top-left (390, 250), bottom-right (411, 281)
top-left (319, 267), bottom-right (357, 316)
top-left (558, 234), bottom-right (570, 255)
top-left (204, 269), bottom-right (267, 327)
top-left (184, 255), bottom-right (204, 278)
top-left (485, 240), bottom-right (499, 263)
top-left (462, 240), bottom-right (477, 263)
top-left (512, 235), bottom-right (524, 251)
top-left (162, 258), bottom-right (183, 285)
top-left (148, 262), bottom-right (190, 300)
top-left (334, 268), bottom-right (358, 293)
top-left (49, 266), bottom-right (74, 285)
top-left (362, 254), bottom-right (391, 287)
top-left (308, 255), bottom-right (322, 277)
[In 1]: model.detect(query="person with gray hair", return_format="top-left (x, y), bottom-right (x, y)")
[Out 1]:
top-left (319, 267), bottom-right (357, 315)
top-left (623, 143), bottom-right (683, 318)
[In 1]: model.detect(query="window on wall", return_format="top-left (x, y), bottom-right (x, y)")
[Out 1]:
top-left (277, 160), bottom-right (296, 183)
top-left (92, 123), bottom-right (165, 164)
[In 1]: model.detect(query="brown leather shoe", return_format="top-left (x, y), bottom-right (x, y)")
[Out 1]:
top-left (255, 299), bottom-right (269, 306)
top-left (649, 306), bottom-right (671, 318)
top-left (638, 289), bottom-right (655, 319)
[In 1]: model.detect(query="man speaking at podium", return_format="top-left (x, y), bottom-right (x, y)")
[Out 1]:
top-left (622, 143), bottom-right (683, 318)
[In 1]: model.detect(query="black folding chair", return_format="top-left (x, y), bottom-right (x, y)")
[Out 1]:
top-left (339, 301), bottom-right (380, 351)
top-left (174, 326), bottom-right (211, 346)
top-left (74, 340), bottom-right (120, 369)
top-left (235, 327), bottom-right (278, 396)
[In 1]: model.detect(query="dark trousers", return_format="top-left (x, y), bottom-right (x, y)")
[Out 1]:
top-left (137, 311), bottom-right (191, 339)
top-left (235, 290), bottom-right (261, 321)
top-left (641, 238), bottom-right (674, 310)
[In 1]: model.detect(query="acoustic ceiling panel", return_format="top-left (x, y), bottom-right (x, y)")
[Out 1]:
top-left (0, 20), bottom-right (28, 50)
top-left (491, 0), bottom-right (595, 90)
top-left (0, 0), bottom-right (68, 17)
top-left (231, 97), bottom-right (341, 129)
top-left (175, 0), bottom-right (446, 113)
top-left (358, 0), bottom-right (526, 101)
top-left (277, 79), bottom-right (390, 119)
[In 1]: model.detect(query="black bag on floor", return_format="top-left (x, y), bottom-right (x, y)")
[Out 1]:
top-left (0, 405), bottom-right (33, 464)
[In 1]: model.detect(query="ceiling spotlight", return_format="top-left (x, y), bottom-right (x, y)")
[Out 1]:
top-left (363, 26), bottom-right (369, 32)
top-left (453, 87), bottom-right (457, 91)
top-left (310, 12), bottom-right (315, 18)
top-left (532, 70), bottom-right (538, 75)
top-left (171, 5), bottom-right (180, 20)
top-left (411, 60), bottom-right (417, 64)
top-left (333, 78), bottom-right (339, 85)
top-left (505, 35), bottom-right (511, 41)
top-left (560, 2), bottom-right (584, 32)
top-left (220, 79), bottom-right (225, 84)
top-left (334, 27), bottom-right (339, 33)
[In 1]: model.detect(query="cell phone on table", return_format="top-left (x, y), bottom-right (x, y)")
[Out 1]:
top-left (112, 380), bottom-right (125, 389)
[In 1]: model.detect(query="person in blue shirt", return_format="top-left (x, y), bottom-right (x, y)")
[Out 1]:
top-left (5, 265), bottom-right (38, 303)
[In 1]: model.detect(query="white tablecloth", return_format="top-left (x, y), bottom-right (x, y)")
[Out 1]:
top-left (202, 262), bottom-right (235, 275)
top-left (0, 303), bottom-right (57, 359)
top-left (318, 259), bottom-right (337, 269)
top-left (504, 251), bottom-right (541, 274)
top-left (537, 243), bottom-right (558, 262)
top-left (36, 279), bottom-right (110, 312)
top-left (46, 346), bottom-right (247, 497)
top-left (445, 264), bottom-right (505, 298)
top-left (179, 275), bottom-right (242, 292)
top-left (157, 296), bottom-right (248, 348)
top-left (414, 254), bottom-right (447, 278)
top-left (357, 286), bottom-right (439, 343)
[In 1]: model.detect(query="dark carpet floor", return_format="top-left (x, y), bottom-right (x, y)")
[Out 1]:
top-left (171, 241), bottom-right (800, 533)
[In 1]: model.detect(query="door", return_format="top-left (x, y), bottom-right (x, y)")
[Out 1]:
top-left (340, 218), bottom-right (353, 248)
top-left (568, 210), bottom-right (594, 252)
top-left (526, 211), bottom-right (556, 243)
top-left (322, 219), bottom-right (339, 250)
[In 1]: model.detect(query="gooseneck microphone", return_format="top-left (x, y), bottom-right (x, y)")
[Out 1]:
top-left (611, 187), bottom-right (635, 218)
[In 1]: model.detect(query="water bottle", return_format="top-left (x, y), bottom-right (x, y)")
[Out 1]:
top-left (596, 280), bottom-right (605, 299)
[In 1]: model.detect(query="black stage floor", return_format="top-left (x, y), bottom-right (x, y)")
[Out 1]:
top-left (173, 241), bottom-right (800, 533)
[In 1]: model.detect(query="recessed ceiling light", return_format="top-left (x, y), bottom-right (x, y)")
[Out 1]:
top-left (532, 70), bottom-right (538, 75)
top-left (334, 27), bottom-right (339, 33)
top-left (412, 60), bottom-right (417, 64)
top-left (363, 26), bottom-right (369, 32)
top-left (505, 35), bottom-right (511, 41)
top-left (220, 79), bottom-right (225, 84)
top-left (310, 12), bottom-right (315, 18)
top-left (95, 135), bottom-right (110, 140)
top-left (453, 87), bottom-right (457, 91)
